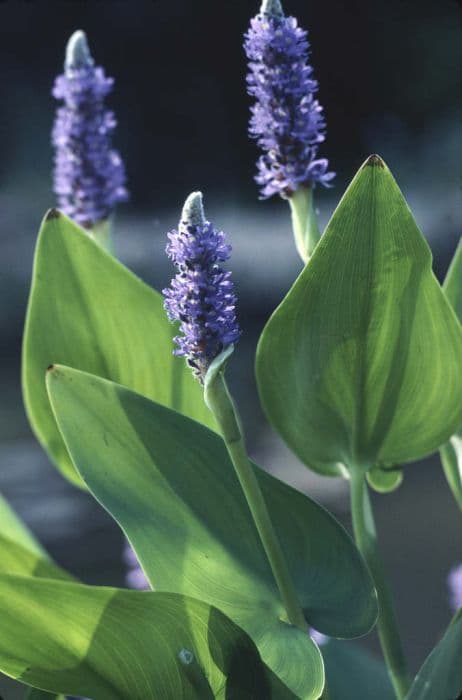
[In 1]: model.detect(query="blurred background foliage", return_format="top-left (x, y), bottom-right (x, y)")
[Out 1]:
top-left (0, 0), bottom-right (461, 696)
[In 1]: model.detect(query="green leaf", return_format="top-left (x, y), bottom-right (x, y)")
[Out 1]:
top-left (22, 210), bottom-right (215, 488)
top-left (366, 466), bottom-right (403, 494)
top-left (46, 365), bottom-right (378, 700)
top-left (322, 640), bottom-right (394, 700)
top-left (25, 687), bottom-right (65, 700)
top-left (256, 155), bottom-right (462, 477)
top-left (440, 238), bottom-right (462, 510)
top-left (405, 612), bottom-right (462, 700)
top-left (0, 574), bottom-right (285, 700)
top-left (0, 492), bottom-right (45, 556)
top-left (0, 533), bottom-right (71, 581)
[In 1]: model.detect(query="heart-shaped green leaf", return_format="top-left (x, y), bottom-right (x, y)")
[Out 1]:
top-left (440, 238), bottom-right (462, 510)
top-left (22, 210), bottom-right (215, 488)
top-left (0, 575), bottom-right (285, 700)
top-left (256, 156), bottom-right (462, 476)
top-left (46, 365), bottom-right (378, 699)
top-left (405, 612), bottom-right (462, 700)
top-left (322, 640), bottom-right (393, 699)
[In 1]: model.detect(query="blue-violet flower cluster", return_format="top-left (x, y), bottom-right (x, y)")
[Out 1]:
top-left (52, 30), bottom-right (128, 228)
top-left (163, 192), bottom-right (240, 381)
top-left (244, 0), bottom-right (334, 198)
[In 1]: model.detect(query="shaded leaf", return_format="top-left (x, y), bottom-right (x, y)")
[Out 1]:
top-left (256, 156), bottom-right (462, 477)
top-left (22, 210), bottom-right (215, 488)
top-left (46, 366), bottom-right (379, 698)
top-left (406, 612), bottom-right (462, 700)
top-left (0, 575), bottom-right (284, 700)
top-left (322, 640), bottom-right (394, 700)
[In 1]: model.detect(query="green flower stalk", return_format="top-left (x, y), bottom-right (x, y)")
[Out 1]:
top-left (164, 193), bottom-right (307, 631)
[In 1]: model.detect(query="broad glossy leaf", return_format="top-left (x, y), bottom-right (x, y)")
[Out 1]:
top-left (0, 575), bottom-right (285, 700)
top-left (0, 492), bottom-right (45, 556)
top-left (440, 239), bottom-right (462, 510)
top-left (322, 640), bottom-right (393, 700)
top-left (256, 156), bottom-right (462, 476)
top-left (0, 533), bottom-right (71, 581)
top-left (406, 613), bottom-right (462, 700)
top-left (47, 366), bottom-right (378, 699)
top-left (22, 210), bottom-right (215, 488)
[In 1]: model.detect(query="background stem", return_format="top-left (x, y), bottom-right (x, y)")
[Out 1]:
top-left (350, 469), bottom-right (411, 699)
top-left (205, 371), bottom-right (307, 632)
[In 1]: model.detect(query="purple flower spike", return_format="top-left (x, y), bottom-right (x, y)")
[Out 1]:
top-left (52, 30), bottom-right (128, 228)
top-left (163, 192), bottom-right (241, 381)
top-left (448, 563), bottom-right (462, 611)
top-left (244, 0), bottom-right (335, 198)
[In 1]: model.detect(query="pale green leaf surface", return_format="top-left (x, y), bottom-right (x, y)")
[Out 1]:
top-left (0, 533), bottom-right (71, 581)
top-left (440, 238), bottom-right (462, 510)
top-left (46, 366), bottom-right (378, 698)
top-left (0, 575), bottom-right (283, 700)
top-left (256, 156), bottom-right (462, 476)
top-left (322, 640), bottom-right (393, 700)
top-left (405, 613), bottom-right (462, 700)
top-left (0, 492), bottom-right (45, 557)
top-left (22, 210), bottom-right (215, 488)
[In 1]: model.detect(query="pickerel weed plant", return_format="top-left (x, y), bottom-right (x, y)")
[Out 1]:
top-left (0, 2), bottom-right (461, 699)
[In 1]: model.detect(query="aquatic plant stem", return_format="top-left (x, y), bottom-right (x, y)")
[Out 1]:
top-left (289, 186), bottom-right (321, 263)
top-left (350, 468), bottom-right (410, 699)
top-left (205, 370), bottom-right (307, 631)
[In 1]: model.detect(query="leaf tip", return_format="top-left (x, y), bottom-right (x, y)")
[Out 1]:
top-left (45, 208), bottom-right (62, 221)
top-left (363, 154), bottom-right (385, 169)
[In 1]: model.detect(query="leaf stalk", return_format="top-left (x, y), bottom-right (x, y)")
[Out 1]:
top-left (350, 468), bottom-right (410, 699)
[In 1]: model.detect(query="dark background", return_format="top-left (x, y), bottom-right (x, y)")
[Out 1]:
top-left (0, 0), bottom-right (461, 697)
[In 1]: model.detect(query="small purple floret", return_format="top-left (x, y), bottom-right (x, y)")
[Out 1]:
top-left (448, 563), bottom-right (462, 611)
top-left (163, 192), bottom-right (240, 381)
top-left (244, 0), bottom-right (334, 198)
top-left (52, 30), bottom-right (128, 228)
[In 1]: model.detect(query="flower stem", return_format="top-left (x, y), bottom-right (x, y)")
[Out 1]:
top-left (205, 371), bottom-right (307, 631)
top-left (288, 186), bottom-right (321, 263)
top-left (89, 218), bottom-right (114, 254)
top-left (350, 469), bottom-right (410, 699)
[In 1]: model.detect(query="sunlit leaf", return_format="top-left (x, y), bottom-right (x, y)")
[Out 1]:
top-left (22, 210), bottom-right (215, 488)
top-left (0, 575), bottom-right (284, 700)
top-left (0, 492), bottom-right (45, 556)
top-left (46, 365), bottom-right (379, 698)
top-left (256, 156), bottom-right (462, 477)
top-left (440, 238), bottom-right (462, 510)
